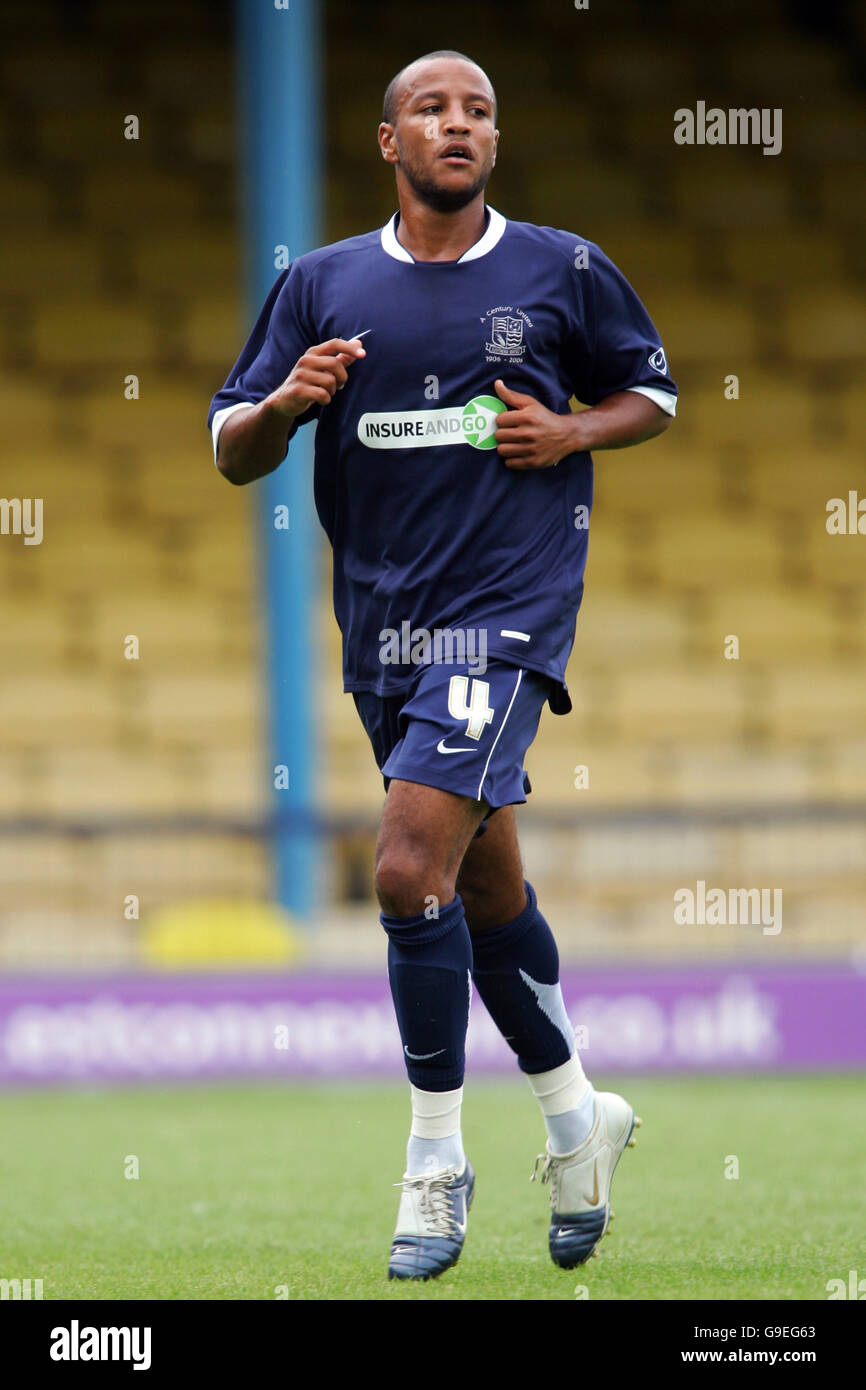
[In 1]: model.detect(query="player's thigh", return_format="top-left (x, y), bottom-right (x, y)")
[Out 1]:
top-left (456, 806), bottom-right (527, 931)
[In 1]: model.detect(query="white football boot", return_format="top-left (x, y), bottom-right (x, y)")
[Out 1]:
top-left (387, 1160), bottom-right (475, 1281)
top-left (531, 1091), bottom-right (641, 1268)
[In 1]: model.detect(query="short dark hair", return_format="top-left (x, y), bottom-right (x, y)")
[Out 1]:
top-left (382, 50), bottom-right (496, 126)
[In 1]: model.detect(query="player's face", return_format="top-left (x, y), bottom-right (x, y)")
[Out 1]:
top-left (381, 59), bottom-right (498, 213)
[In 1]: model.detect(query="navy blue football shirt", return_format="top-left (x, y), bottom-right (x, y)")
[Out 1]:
top-left (208, 207), bottom-right (677, 710)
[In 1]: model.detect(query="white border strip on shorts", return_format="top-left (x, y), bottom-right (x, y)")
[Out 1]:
top-left (476, 668), bottom-right (524, 803)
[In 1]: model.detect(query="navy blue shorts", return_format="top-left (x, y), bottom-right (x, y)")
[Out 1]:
top-left (353, 660), bottom-right (552, 812)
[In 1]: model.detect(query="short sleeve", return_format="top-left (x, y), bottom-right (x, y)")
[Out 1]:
top-left (567, 241), bottom-right (677, 414)
top-left (207, 260), bottom-right (321, 459)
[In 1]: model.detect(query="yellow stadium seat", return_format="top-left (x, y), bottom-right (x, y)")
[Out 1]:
top-left (744, 444), bottom-right (850, 514)
top-left (686, 378), bottom-right (816, 449)
top-left (652, 516), bottom-right (783, 590)
top-left (702, 589), bottom-right (839, 660)
top-left (722, 39), bottom-right (844, 96)
top-left (185, 299), bottom-right (245, 369)
top-left (673, 744), bottom-right (813, 804)
top-left (615, 666), bottom-right (748, 741)
top-left (786, 290), bottom-right (866, 363)
top-left (32, 300), bottom-right (158, 368)
top-left (82, 170), bottom-right (200, 226)
top-left (809, 526), bottom-right (866, 588)
top-left (143, 48), bottom-right (232, 105)
top-left (840, 383), bottom-right (866, 439)
top-left (2, 229), bottom-right (104, 294)
top-left (579, 41), bottom-right (693, 98)
top-left (594, 439), bottom-right (718, 513)
top-left (671, 162), bottom-right (791, 229)
top-left (767, 666), bottom-right (866, 740)
top-left (725, 227), bottom-right (844, 289)
top-left (820, 739), bottom-right (866, 800)
top-left (0, 44), bottom-right (108, 105)
top-left (38, 109), bottom-right (118, 164)
top-left (588, 223), bottom-right (700, 292)
top-left (85, 385), bottom-right (209, 455)
top-left (528, 166), bottom-right (646, 225)
top-left (0, 171), bottom-right (54, 225)
top-left (134, 233), bottom-right (239, 297)
top-left (820, 165), bottom-right (866, 225)
top-left (661, 290), bottom-right (758, 366)
top-left (573, 592), bottom-right (689, 665)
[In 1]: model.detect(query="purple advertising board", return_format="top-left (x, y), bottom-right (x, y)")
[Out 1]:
top-left (0, 968), bottom-right (862, 1084)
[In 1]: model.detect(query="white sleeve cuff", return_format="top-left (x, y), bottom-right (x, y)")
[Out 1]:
top-left (626, 385), bottom-right (677, 417)
top-left (211, 401), bottom-right (256, 462)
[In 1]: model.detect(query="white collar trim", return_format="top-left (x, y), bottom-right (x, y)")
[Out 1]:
top-left (380, 206), bottom-right (507, 264)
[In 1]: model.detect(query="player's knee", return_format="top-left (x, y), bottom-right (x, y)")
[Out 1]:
top-left (462, 896), bottom-right (505, 933)
top-left (375, 851), bottom-right (450, 919)
top-left (455, 880), bottom-right (483, 931)
top-left (456, 862), bottom-right (503, 931)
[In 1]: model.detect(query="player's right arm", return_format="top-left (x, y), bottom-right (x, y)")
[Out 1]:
top-left (216, 338), bottom-right (366, 486)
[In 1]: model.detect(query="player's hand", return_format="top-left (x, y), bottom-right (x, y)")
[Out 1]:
top-left (493, 380), bottom-right (577, 470)
top-left (268, 338), bottom-right (367, 418)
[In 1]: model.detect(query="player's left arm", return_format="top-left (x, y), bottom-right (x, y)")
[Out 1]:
top-left (493, 380), bottom-right (671, 471)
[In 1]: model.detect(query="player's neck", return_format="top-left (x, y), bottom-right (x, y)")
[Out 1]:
top-left (394, 195), bottom-right (488, 263)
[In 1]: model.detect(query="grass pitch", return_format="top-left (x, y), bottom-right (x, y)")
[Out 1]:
top-left (0, 1076), bottom-right (862, 1300)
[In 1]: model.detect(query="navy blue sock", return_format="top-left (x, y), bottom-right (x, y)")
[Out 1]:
top-left (381, 894), bottom-right (472, 1093)
top-left (470, 881), bottom-right (574, 1074)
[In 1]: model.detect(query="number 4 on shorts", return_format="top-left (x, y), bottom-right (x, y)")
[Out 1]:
top-left (448, 676), bottom-right (494, 741)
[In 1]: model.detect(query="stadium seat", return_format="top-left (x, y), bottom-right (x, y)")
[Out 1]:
top-left (684, 378), bottom-right (816, 449)
top-left (725, 228), bottom-right (844, 290)
top-left (614, 668), bottom-right (748, 741)
top-left (0, 43), bottom-right (108, 105)
top-left (185, 298), bottom-right (243, 369)
top-left (32, 300), bottom-right (158, 368)
top-left (589, 224), bottom-right (701, 292)
top-left (2, 229), bottom-right (104, 294)
top-left (721, 38), bottom-right (845, 96)
top-left (3, 0), bottom-right (864, 950)
top-left (785, 290), bottom-right (866, 363)
top-left (0, 170), bottom-right (55, 225)
top-left (652, 517), bottom-right (784, 590)
top-left (134, 232), bottom-right (238, 297)
top-left (660, 290), bottom-right (758, 366)
top-left (81, 170), bottom-right (200, 227)
top-left (767, 667), bottom-right (866, 740)
top-left (671, 163), bottom-right (792, 230)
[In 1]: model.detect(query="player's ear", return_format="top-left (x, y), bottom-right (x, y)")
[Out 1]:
top-left (378, 122), bottom-right (398, 163)
top-left (492, 128), bottom-right (499, 166)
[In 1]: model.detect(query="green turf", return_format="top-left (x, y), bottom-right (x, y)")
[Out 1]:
top-left (0, 1076), bottom-right (862, 1300)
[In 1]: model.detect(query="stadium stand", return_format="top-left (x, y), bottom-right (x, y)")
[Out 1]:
top-left (0, 0), bottom-right (863, 964)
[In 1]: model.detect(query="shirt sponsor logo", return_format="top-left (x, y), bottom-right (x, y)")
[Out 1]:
top-left (358, 395), bottom-right (505, 450)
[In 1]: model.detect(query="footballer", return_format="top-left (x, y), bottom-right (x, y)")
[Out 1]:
top-left (209, 51), bottom-right (676, 1281)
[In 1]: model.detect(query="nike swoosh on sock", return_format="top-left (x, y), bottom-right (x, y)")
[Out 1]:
top-left (518, 969), bottom-right (576, 1051)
